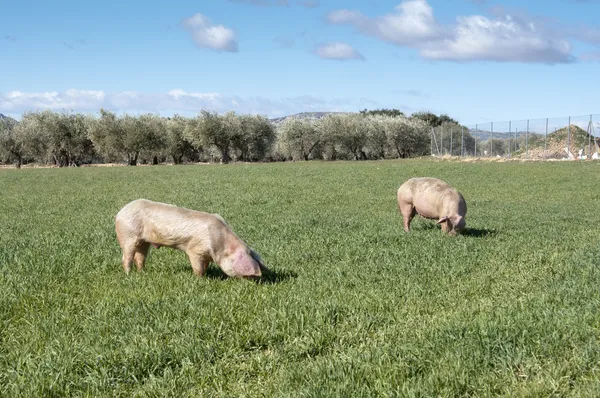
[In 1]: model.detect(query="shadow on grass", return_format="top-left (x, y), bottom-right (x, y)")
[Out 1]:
top-left (461, 228), bottom-right (496, 238)
top-left (203, 264), bottom-right (298, 284)
top-left (406, 221), bottom-right (496, 238)
top-left (255, 268), bottom-right (298, 284)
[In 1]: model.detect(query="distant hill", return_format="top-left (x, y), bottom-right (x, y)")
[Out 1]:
top-left (0, 113), bottom-right (17, 124)
top-left (269, 111), bottom-right (350, 125)
top-left (467, 129), bottom-right (513, 141)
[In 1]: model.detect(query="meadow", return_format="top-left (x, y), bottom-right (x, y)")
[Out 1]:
top-left (1, 159), bottom-right (600, 397)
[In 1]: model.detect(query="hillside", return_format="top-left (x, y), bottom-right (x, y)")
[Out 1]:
top-left (470, 130), bottom-right (512, 141)
top-left (517, 124), bottom-right (599, 159)
top-left (269, 111), bottom-right (350, 125)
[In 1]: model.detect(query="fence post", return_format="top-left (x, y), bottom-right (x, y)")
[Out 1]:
top-left (526, 119), bottom-right (529, 159)
top-left (568, 116), bottom-right (571, 158)
top-left (432, 127), bottom-right (440, 156)
top-left (508, 121), bottom-right (511, 158)
top-left (441, 127), bottom-right (444, 156)
top-left (431, 127), bottom-right (433, 156)
top-left (450, 129), bottom-right (453, 157)
top-left (514, 123), bottom-right (517, 154)
top-left (461, 126), bottom-right (464, 157)
top-left (475, 124), bottom-right (478, 156)
top-left (545, 118), bottom-right (548, 160)
top-left (491, 122), bottom-right (494, 157)
top-left (589, 114), bottom-right (593, 159)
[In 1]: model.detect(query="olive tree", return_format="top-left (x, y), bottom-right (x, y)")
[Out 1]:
top-left (88, 110), bottom-right (166, 165)
top-left (432, 121), bottom-right (476, 156)
top-left (10, 111), bottom-right (54, 164)
top-left (0, 116), bottom-right (25, 168)
top-left (385, 116), bottom-right (430, 158)
top-left (321, 113), bottom-right (369, 160)
top-left (185, 110), bottom-right (240, 164)
top-left (233, 114), bottom-right (275, 162)
top-left (276, 117), bottom-right (322, 161)
top-left (363, 115), bottom-right (388, 160)
top-left (40, 111), bottom-right (95, 166)
top-left (86, 109), bottom-right (127, 163)
top-left (133, 114), bottom-right (167, 165)
top-left (165, 115), bottom-right (197, 164)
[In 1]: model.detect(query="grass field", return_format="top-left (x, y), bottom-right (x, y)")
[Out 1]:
top-left (1, 159), bottom-right (600, 397)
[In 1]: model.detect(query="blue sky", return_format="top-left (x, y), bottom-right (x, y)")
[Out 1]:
top-left (1, 0), bottom-right (599, 125)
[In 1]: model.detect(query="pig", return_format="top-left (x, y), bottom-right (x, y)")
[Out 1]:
top-left (115, 199), bottom-right (268, 278)
top-left (397, 177), bottom-right (467, 236)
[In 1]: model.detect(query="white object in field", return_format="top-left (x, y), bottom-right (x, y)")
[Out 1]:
top-left (592, 152), bottom-right (599, 160)
top-left (565, 147), bottom-right (575, 160)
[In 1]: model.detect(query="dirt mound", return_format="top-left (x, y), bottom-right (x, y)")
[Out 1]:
top-left (517, 125), bottom-right (599, 159)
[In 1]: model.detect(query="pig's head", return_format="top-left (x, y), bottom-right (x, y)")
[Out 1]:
top-left (437, 214), bottom-right (466, 236)
top-left (219, 248), bottom-right (263, 279)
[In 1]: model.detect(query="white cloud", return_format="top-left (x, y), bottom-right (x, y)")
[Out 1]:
top-left (3, 90), bottom-right (106, 112)
top-left (327, 0), bottom-right (576, 64)
top-left (0, 89), bottom-right (380, 119)
top-left (328, 1), bottom-right (442, 46)
top-left (315, 42), bottom-right (365, 60)
top-left (182, 13), bottom-right (238, 52)
top-left (421, 15), bottom-right (573, 63)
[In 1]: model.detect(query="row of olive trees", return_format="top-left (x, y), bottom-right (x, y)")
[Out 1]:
top-left (0, 109), bottom-right (461, 167)
top-left (276, 113), bottom-right (463, 161)
top-left (0, 109), bottom-right (276, 167)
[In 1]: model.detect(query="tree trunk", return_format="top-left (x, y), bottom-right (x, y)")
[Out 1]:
top-left (128, 152), bottom-right (138, 166)
top-left (152, 156), bottom-right (159, 165)
top-left (220, 147), bottom-right (230, 164)
top-left (16, 155), bottom-right (22, 169)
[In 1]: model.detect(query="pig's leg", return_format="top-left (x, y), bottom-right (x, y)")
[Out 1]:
top-left (116, 223), bottom-right (134, 274)
top-left (187, 252), bottom-right (209, 277)
top-left (399, 203), bottom-right (417, 232)
top-left (134, 241), bottom-right (150, 271)
top-left (439, 219), bottom-right (452, 233)
top-left (121, 245), bottom-right (135, 274)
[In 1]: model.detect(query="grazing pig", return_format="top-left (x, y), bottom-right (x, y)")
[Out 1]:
top-left (115, 199), bottom-right (268, 278)
top-left (397, 177), bottom-right (467, 236)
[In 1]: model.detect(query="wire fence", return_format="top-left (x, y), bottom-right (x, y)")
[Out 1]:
top-left (431, 113), bottom-right (600, 160)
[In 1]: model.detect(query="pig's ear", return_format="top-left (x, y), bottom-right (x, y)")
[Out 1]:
top-left (437, 216), bottom-right (450, 224)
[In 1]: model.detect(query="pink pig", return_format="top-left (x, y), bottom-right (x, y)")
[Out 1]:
top-left (115, 199), bottom-right (268, 278)
top-left (397, 177), bottom-right (467, 236)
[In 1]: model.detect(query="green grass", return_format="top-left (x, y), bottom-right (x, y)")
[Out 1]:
top-left (1, 159), bottom-right (600, 397)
